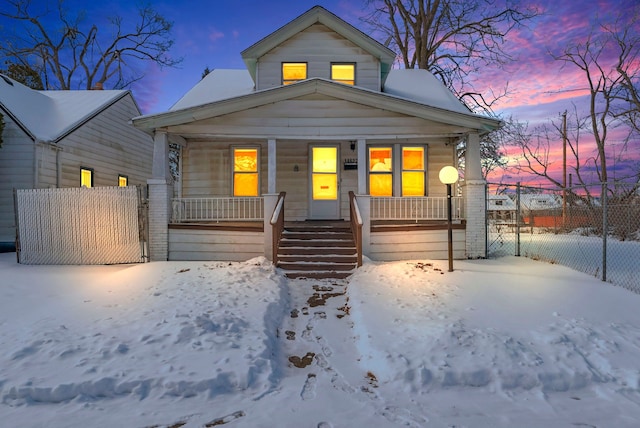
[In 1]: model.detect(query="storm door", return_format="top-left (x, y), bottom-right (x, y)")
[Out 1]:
top-left (309, 145), bottom-right (340, 219)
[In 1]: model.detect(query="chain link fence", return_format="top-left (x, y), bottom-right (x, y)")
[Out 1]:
top-left (487, 182), bottom-right (640, 293)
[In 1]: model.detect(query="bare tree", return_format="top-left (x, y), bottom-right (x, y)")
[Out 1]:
top-left (363, 0), bottom-right (539, 113)
top-left (0, 0), bottom-right (181, 90)
top-left (551, 7), bottom-right (640, 185)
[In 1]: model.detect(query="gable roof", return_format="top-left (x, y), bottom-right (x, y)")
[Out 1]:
top-left (170, 69), bottom-right (255, 111)
top-left (0, 74), bottom-right (133, 143)
top-left (241, 5), bottom-right (396, 85)
top-left (133, 77), bottom-right (501, 134)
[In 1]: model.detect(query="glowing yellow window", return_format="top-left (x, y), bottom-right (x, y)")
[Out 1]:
top-left (312, 147), bottom-right (338, 200)
top-left (233, 148), bottom-right (259, 197)
top-left (282, 63), bottom-right (307, 85)
top-left (369, 147), bottom-right (392, 196)
top-left (118, 175), bottom-right (128, 187)
top-left (402, 147), bottom-right (425, 196)
top-left (331, 63), bottom-right (355, 85)
top-left (81, 168), bottom-right (93, 188)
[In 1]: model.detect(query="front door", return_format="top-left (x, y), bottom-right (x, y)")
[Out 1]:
top-left (309, 145), bottom-right (340, 219)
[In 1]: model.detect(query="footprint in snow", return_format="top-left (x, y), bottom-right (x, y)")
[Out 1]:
top-left (301, 373), bottom-right (317, 400)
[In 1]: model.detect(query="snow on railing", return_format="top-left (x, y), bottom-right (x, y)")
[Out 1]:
top-left (370, 196), bottom-right (463, 221)
top-left (171, 197), bottom-right (264, 222)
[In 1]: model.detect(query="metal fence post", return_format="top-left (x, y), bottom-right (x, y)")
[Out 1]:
top-left (602, 181), bottom-right (607, 282)
top-left (516, 182), bottom-right (521, 257)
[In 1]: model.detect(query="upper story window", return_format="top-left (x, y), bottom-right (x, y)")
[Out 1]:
top-left (233, 147), bottom-right (259, 197)
top-left (118, 175), bottom-right (128, 187)
top-left (282, 62), bottom-right (307, 85)
top-left (331, 63), bottom-right (355, 85)
top-left (81, 167), bottom-right (93, 188)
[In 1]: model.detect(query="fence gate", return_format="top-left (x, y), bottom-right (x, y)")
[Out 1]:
top-left (14, 186), bottom-right (147, 265)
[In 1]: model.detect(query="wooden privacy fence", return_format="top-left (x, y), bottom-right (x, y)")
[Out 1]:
top-left (14, 186), bottom-right (147, 265)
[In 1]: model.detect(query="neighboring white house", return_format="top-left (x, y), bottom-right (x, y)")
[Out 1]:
top-left (487, 194), bottom-right (517, 222)
top-left (132, 6), bottom-right (501, 266)
top-left (520, 193), bottom-right (561, 213)
top-left (0, 74), bottom-right (154, 251)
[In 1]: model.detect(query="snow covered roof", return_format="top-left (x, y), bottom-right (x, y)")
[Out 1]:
top-left (520, 193), bottom-right (561, 210)
top-left (0, 74), bottom-right (131, 143)
top-left (488, 194), bottom-right (516, 210)
top-left (382, 69), bottom-right (472, 115)
top-left (170, 69), bottom-right (255, 111)
top-left (167, 68), bottom-right (482, 119)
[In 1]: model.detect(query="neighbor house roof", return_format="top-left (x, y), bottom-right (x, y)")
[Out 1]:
top-left (0, 74), bottom-right (133, 143)
top-left (241, 5), bottom-right (396, 85)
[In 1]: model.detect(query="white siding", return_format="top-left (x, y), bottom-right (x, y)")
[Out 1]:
top-left (169, 229), bottom-right (263, 261)
top-left (56, 95), bottom-right (153, 188)
top-left (256, 23), bottom-right (380, 91)
top-left (0, 114), bottom-right (34, 245)
top-left (368, 229), bottom-right (465, 261)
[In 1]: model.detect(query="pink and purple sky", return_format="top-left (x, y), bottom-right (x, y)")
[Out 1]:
top-left (2, 0), bottom-right (638, 185)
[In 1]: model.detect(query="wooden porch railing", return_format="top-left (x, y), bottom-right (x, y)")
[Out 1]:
top-left (370, 196), bottom-right (464, 221)
top-left (269, 192), bottom-right (286, 266)
top-left (349, 191), bottom-right (363, 267)
top-left (171, 197), bottom-right (264, 222)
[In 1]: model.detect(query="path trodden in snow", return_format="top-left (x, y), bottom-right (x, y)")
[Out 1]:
top-left (278, 276), bottom-right (428, 427)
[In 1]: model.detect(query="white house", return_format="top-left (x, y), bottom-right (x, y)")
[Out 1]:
top-left (132, 6), bottom-right (501, 277)
top-left (488, 194), bottom-right (517, 222)
top-left (0, 74), bottom-right (154, 251)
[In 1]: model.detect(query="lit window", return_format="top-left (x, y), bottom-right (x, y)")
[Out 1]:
top-left (402, 147), bottom-right (425, 196)
top-left (81, 167), bottom-right (93, 188)
top-left (331, 63), bottom-right (355, 85)
top-left (118, 175), bottom-right (128, 187)
top-left (233, 148), bottom-right (259, 196)
top-left (312, 147), bottom-right (338, 200)
top-left (369, 147), bottom-right (392, 196)
top-left (282, 63), bottom-right (307, 85)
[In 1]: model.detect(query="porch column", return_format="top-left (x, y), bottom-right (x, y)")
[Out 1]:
top-left (463, 132), bottom-right (487, 258)
top-left (357, 138), bottom-right (366, 194)
top-left (267, 139), bottom-right (276, 194)
top-left (263, 193), bottom-right (278, 261)
top-left (147, 131), bottom-right (172, 261)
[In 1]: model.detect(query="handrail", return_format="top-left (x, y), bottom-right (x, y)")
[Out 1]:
top-left (270, 192), bottom-right (286, 266)
top-left (349, 191), bottom-right (363, 267)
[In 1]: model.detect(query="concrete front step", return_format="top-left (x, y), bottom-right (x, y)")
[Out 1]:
top-left (284, 271), bottom-right (354, 280)
top-left (277, 221), bottom-right (358, 279)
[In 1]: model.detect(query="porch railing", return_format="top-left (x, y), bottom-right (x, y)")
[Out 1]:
top-left (270, 192), bottom-right (286, 266)
top-left (370, 196), bottom-right (464, 221)
top-left (171, 197), bottom-right (264, 223)
top-left (349, 192), bottom-right (363, 267)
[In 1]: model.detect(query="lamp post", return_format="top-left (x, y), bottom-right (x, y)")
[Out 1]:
top-left (439, 166), bottom-right (459, 272)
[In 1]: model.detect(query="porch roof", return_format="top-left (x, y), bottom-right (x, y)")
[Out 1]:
top-left (132, 78), bottom-right (501, 135)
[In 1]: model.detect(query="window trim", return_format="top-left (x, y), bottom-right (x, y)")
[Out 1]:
top-left (331, 62), bottom-right (356, 85)
top-left (282, 62), bottom-right (308, 85)
top-left (231, 146), bottom-right (261, 197)
top-left (80, 167), bottom-right (94, 188)
top-left (118, 174), bottom-right (128, 187)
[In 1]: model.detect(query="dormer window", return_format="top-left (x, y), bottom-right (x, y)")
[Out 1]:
top-left (282, 62), bottom-right (307, 85)
top-left (331, 63), bottom-right (355, 85)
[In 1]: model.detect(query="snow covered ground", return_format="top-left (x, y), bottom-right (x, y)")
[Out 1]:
top-left (2, 251), bottom-right (640, 427)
